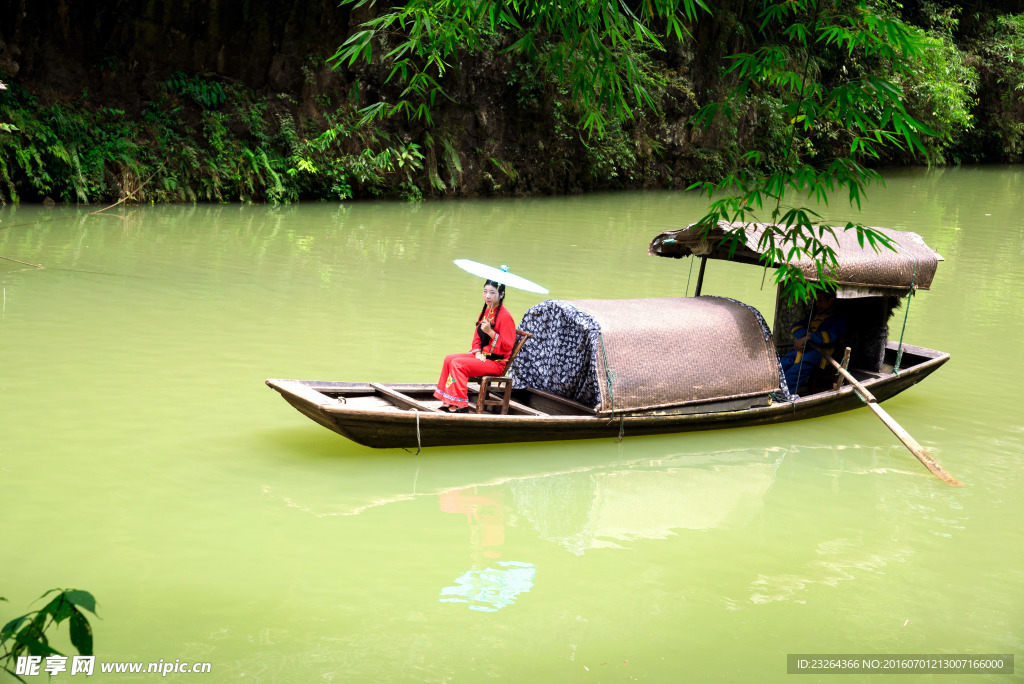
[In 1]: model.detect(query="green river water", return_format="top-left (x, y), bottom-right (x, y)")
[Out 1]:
top-left (2, 166), bottom-right (1022, 683)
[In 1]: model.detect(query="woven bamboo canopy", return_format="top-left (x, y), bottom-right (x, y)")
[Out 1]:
top-left (512, 297), bottom-right (783, 413)
top-left (649, 221), bottom-right (942, 294)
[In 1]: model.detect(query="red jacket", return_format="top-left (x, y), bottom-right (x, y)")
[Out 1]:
top-left (471, 305), bottom-right (516, 360)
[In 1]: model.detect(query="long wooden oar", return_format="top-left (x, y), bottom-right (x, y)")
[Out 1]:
top-left (811, 344), bottom-right (962, 487)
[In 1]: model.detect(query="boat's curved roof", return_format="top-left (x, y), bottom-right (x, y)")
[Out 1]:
top-left (649, 221), bottom-right (942, 294)
top-left (511, 296), bottom-right (784, 413)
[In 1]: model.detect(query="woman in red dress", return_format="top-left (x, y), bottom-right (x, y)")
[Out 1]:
top-left (434, 279), bottom-right (516, 412)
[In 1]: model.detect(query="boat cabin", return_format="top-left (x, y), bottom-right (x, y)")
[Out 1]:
top-left (648, 221), bottom-right (942, 387)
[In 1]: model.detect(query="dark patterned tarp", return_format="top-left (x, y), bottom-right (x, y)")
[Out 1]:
top-left (511, 296), bottom-right (787, 412)
top-left (511, 300), bottom-right (603, 408)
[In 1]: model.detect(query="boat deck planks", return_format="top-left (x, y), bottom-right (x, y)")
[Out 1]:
top-left (369, 383), bottom-right (443, 413)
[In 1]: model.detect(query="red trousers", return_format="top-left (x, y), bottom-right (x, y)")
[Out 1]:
top-left (433, 353), bottom-right (506, 407)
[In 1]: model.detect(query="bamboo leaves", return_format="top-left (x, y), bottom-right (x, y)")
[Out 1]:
top-left (331, 0), bottom-right (709, 134)
top-left (690, 0), bottom-right (934, 303)
top-left (1, 589), bottom-right (98, 678)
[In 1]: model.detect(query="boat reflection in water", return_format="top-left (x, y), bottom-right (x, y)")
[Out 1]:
top-left (261, 438), bottom-right (955, 621)
top-left (427, 448), bottom-right (782, 611)
top-left (448, 450), bottom-right (780, 558)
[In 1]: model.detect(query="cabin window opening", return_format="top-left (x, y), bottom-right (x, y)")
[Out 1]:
top-left (773, 290), bottom-right (903, 374)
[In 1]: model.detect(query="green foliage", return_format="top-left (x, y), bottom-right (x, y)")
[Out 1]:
top-left (488, 157), bottom-right (518, 182)
top-left (330, 0), bottom-right (709, 135)
top-left (581, 116), bottom-right (638, 185)
top-left (162, 72), bottom-right (226, 110)
top-left (283, 109), bottom-right (427, 201)
top-left (326, 0), bottom-right (999, 269)
top-left (1, 589), bottom-right (98, 679)
top-left (972, 13), bottom-right (1024, 159)
top-left (2, 2), bottom-right (1020, 210)
top-left (389, 142), bottom-right (426, 184)
top-left (0, 71), bottom-right (431, 205)
top-left (981, 13), bottom-right (1024, 71)
top-left (889, 9), bottom-right (978, 163)
top-left (690, 0), bottom-right (938, 303)
top-left (0, 84), bottom-right (112, 204)
top-left (904, 36), bottom-right (977, 159)
top-left (193, 110), bottom-right (294, 203)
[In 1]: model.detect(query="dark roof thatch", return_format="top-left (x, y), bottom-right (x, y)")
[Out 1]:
top-left (649, 221), bottom-right (942, 293)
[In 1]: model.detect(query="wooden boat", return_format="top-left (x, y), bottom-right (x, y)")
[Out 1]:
top-left (267, 222), bottom-right (948, 449)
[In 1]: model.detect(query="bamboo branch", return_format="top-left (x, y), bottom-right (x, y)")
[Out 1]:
top-left (89, 172), bottom-right (154, 215)
top-left (0, 255), bottom-right (43, 268)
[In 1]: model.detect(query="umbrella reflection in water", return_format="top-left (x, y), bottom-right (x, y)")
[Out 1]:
top-left (438, 487), bottom-right (536, 612)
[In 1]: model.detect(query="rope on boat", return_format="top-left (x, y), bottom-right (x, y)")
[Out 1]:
top-left (893, 255), bottom-right (917, 376)
top-left (596, 330), bottom-right (626, 441)
top-left (598, 332), bottom-right (616, 412)
top-left (791, 297), bottom-right (816, 401)
top-left (402, 409), bottom-right (422, 456)
top-left (685, 256), bottom-right (695, 296)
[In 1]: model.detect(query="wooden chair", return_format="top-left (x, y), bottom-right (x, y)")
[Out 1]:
top-left (473, 329), bottom-right (532, 415)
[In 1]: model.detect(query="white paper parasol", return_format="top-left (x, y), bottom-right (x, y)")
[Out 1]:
top-left (454, 259), bottom-right (549, 294)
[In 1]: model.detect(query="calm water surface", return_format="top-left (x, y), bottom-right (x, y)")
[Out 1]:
top-left (2, 166), bottom-right (1022, 682)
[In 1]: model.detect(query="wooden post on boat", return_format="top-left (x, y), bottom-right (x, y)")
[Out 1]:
top-left (812, 344), bottom-right (962, 486)
top-left (693, 256), bottom-right (708, 296)
top-left (833, 347), bottom-right (851, 391)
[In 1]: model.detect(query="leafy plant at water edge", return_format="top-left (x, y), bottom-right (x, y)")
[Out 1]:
top-left (285, 108), bottom-right (429, 200)
top-left (1, 3), bottom-right (1017, 205)
top-left (895, 28), bottom-right (977, 163)
top-left (0, 90), bottom-right (90, 204)
top-left (163, 72), bottom-right (226, 110)
top-left (422, 132), bottom-right (462, 193)
top-left (1, 589), bottom-right (97, 680)
top-left (876, 4), bottom-right (978, 164)
top-left (971, 12), bottom-right (1024, 160)
top-left (389, 142), bottom-right (425, 184)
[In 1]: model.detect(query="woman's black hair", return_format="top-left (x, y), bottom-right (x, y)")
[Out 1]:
top-left (476, 279), bottom-right (506, 323)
